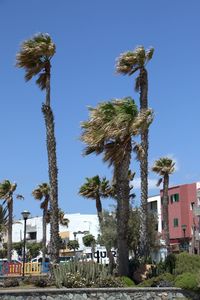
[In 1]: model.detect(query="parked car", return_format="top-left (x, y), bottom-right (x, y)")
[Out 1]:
top-left (58, 256), bottom-right (74, 263)
top-left (31, 256), bottom-right (50, 264)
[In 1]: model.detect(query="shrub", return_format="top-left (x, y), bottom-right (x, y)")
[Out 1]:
top-left (121, 276), bottom-right (135, 287)
top-left (138, 273), bottom-right (175, 287)
top-left (175, 252), bottom-right (200, 275)
top-left (53, 260), bottom-right (109, 288)
top-left (34, 278), bottom-right (48, 288)
top-left (175, 272), bottom-right (199, 291)
top-left (96, 276), bottom-right (124, 287)
top-left (3, 278), bottom-right (19, 288)
top-left (138, 277), bottom-right (155, 287)
top-left (62, 272), bottom-right (87, 288)
top-left (165, 253), bottom-right (176, 274)
top-left (155, 259), bottom-right (166, 275)
top-left (21, 275), bottom-right (33, 285)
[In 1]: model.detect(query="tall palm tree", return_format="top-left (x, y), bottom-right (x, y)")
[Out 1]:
top-left (16, 33), bottom-right (59, 262)
top-left (81, 97), bottom-right (152, 276)
top-left (116, 46), bottom-right (154, 258)
top-left (79, 176), bottom-right (112, 224)
top-left (152, 157), bottom-right (175, 251)
top-left (0, 205), bottom-right (8, 249)
top-left (32, 183), bottom-right (50, 264)
top-left (0, 180), bottom-right (22, 261)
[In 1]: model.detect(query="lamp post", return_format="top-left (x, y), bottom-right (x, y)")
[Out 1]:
top-left (181, 224), bottom-right (187, 251)
top-left (21, 210), bottom-right (30, 278)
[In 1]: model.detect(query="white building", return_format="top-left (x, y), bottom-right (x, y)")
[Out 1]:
top-left (12, 213), bottom-right (99, 253)
top-left (147, 194), bottom-right (162, 233)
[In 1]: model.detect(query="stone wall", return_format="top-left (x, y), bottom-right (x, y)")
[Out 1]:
top-left (0, 288), bottom-right (198, 300)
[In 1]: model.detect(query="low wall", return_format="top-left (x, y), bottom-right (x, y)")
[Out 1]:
top-left (0, 287), bottom-right (198, 300)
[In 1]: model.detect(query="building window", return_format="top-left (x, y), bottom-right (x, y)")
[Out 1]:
top-left (190, 202), bottom-right (195, 210)
top-left (173, 218), bottom-right (179, 227)
top-left (171, 194), bottom-right (179, 203)
top-left (29, 232), bottom-right (37, 240)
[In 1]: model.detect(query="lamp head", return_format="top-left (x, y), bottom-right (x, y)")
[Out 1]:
top-left (21, 210), bottom-right (30, 220)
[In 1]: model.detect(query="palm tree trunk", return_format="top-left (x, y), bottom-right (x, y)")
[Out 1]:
top-left (163, 174), bottom-right (170, 251)
top-left (95, 194), bottom-right (103, 224)
top-left (42, 63), bottom-right (59, 263)
top-left (115, 138), bottom-right (131, 276)
top-left (7, 199), bottom-right (13, 262)
top-left (139, 67), bottom-right (149, 260)
top-left (42, 198), bottom-right (48, 265)
top-left (96, 195), bottom-right (115, 274)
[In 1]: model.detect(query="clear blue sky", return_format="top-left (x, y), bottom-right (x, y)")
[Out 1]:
top-left (0, 0), bottom-right (200, 218)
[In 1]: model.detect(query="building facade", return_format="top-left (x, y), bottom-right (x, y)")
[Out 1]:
top-left (148, 182), bottom-right (200, 253)
top-left (12, 213), bottom-right (99, 257)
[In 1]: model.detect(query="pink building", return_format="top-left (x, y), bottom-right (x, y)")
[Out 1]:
top-left (160, 182), bottom-right (200, 252)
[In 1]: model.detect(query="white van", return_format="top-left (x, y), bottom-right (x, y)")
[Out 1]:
top-left (31, 256), bottom-right (50, 264)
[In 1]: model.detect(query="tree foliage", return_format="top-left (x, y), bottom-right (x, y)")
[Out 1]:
top-left (16, 33), bottom-right (55, 90)
top-left (67, 240), bottom-right (79, 251)
top-left (98, 210), bottom-right (117, 250)
top-left (82, 234), bottom-right (96, 247)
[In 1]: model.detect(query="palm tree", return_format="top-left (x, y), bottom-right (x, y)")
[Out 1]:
top-left (81, 97), bottom-right (152, 276)
top-left (32, 183), bottom-right (50, 264)
top-left (79, 176), bottom-right (112, 224)
top-left (16, 33), bottom-right (59, 262)
top-left (116, 46), bottom-right (154, 258)
top-left (79, 176), bottom-right (115, 271)
top-left (58, 209), bottom-right (69, 227)
top-left (0, 180), bottom-right (22, 261)
top-left (0, 205), bottom-right (8, 249)
top-left (152, 157), bottom-right (175, 251)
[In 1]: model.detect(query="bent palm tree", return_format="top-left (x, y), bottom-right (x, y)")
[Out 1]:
top-left (152, 157), bottom-right (175, 251)
top-left (0, 180), bottom-right (22, 261)
top-left (16, 33), bottom-right (59, 262)
top-left (79, 176), bottom-right (115, 271)
top-left (81, 97), bottom-right (152, 276)
top-left (79, 176), bottom-right (112, 224)
top-left (116, 46), bottom-right (154, 258)
top-left (32, 183), bottom-right (50, 264)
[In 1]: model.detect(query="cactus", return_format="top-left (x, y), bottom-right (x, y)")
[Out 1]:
top-left (53, 258), bottom-right (110, 287)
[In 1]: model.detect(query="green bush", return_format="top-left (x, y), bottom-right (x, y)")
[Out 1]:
top-left (138, 277), bottom-right (155, 287)
top-left (138, 273), bottom-right (175, 287)
top-left (53, 260), bottom-right (110, 288)
top-left (34, 278), bottom-right (48, 288)
top-left (3, 278), bottom-right (19, 288)
top-left (165, 253), bottom-right (176, 274)
top-left (175, 272), bottom-right (199, 291)
top-left (21, 275), bottom-right (33, 285)
top-left (96, 276), bottom-right (124, 287)
top-left (62, 272), bottom-right (87, 288)
top-left (175, 253), bottom-right (200, 275)
top-left (121, 276), bottom-right (135, 287)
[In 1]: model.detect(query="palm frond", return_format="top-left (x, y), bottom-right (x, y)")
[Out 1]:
top-left (81, 97), bottom-right (139, 167)
top-left (116, 45), bottom-right (153, 75)
top-left (152, 157), bottom-right (176, 176)
top-left (156, 178), bottom-right (163, 187)
top-left (16, 33), bottom-right (55, 90)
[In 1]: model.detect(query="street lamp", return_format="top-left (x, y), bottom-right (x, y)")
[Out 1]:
top-left (21, 210), bottom-right (30, 277)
